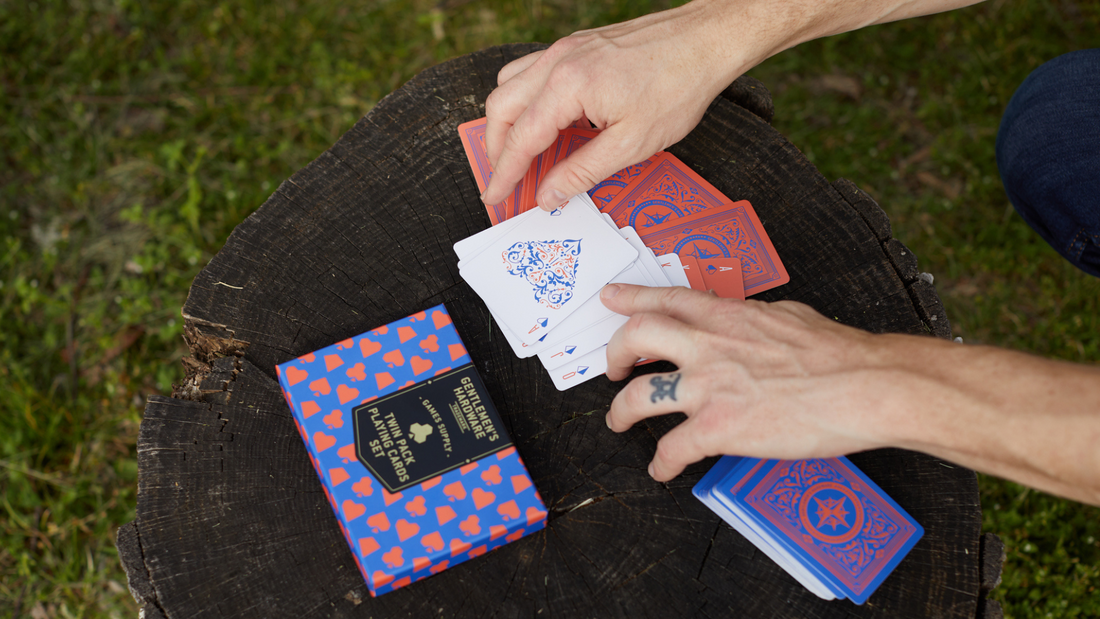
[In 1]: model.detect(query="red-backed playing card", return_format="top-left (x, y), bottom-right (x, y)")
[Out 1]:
top-left (605, 152), bottom-right (730, 230)
top-left (699, 258), bottom-right (746, 299)
top-left (520, 132), bottom-right (568, 215)
top-left (679, 254), bottom-right (707, 291)
top-left (458, 117), bottom-right (529, 226)
top-left (639, 200), bottom-right (789, 296)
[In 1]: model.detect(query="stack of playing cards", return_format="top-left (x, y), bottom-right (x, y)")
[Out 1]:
top-left (455, 118), bottom-right (791, 389)
top-left (693, 456), bottom-right (924, 604)
top-left (455, 193), bottom-right (675, 389)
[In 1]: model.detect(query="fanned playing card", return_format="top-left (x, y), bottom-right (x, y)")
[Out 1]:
top-left (458, 195), bottom-right (638, 345)
top-left (656, 253), bottom-right (691, 288)
top-left (638, 200), bottom-right (789, 296)
top-left (699, 257), bottom-right (745, 299)
top-left (458, 118), bottom-right (527, 225)
top-left (605, 152), bottom-right (729, 230)
top-left (679, 254), bottom-right (707, 291)
top-left (520, 132), bottom-right (568, 214)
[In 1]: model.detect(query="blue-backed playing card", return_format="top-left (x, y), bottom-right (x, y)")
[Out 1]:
top-left (712, 457), bottom-right (924, 605)
top-left (694, 457), bottom-right (841, 600)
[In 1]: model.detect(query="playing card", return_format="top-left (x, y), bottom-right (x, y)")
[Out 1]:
top-left (536, 226), bottom-right (673, 368)
top-left (458, 195), bottom-right (638, 345)
top-left (699, 257), bottom-right (745, 299)
top-left (679, 255), bottom-right (707, 291)
top-left (637, 200), bottom-right (790, 296)
top-left (536, 312), bottom-right (625, 370)
top-left (618, 226), bottom-right (672, 288)
top-left (549, 344), bottom-right (609, 391)
top-left (656, 253), bottom-right (691, 288)
top-left (716, 457), bottom-right (924, 605)
top-left (457, 117), bottom-right (528, 226)
top-left (693, 457), bottom-right (838, 600)
top-left (512, 259), bottom-right (652, 359)
top-left (455, 192), bottom-right (602, 266)
top-left (521, 132), bottom-right (568, 215)
top-left (605, 152), bottom-right (730, 230)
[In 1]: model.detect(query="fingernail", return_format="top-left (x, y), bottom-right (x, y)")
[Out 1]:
top-left (601, 284), bottom-right (621, 300)
top-left (544, 188), bottom-right (567, 206)
top-left (605, 414), bottom-right (613, 430)
top-left (479, 191), bottom-right (488, 203)
top-left (647, 462), bottom-right (655, 478)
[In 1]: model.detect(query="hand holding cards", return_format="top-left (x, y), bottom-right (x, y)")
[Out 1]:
top-left (456, 117), bottom-right (789, 389)
top-left (456, 193), bottom-right (668, 389)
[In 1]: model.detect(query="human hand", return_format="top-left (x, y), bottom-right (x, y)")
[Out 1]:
top-left (481, 2), bottom-right (766, 210)
top-left (600, 283), bottom-right (896, 482)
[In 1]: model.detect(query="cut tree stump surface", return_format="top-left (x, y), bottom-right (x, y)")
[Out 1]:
top-left (119, 44), bottom-right (997, 618)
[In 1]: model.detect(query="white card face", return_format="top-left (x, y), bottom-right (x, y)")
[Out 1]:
top-left (618, 226), bottom-right (672, 287)
top-left (457, 193), bottom-right (603, 265)
top-left (549, 345), bottom-right (609, 390)
top-left (657, 253), bottom-right (691, 287)
top-left (454, 210), bottom-right (526, 264)
top-left (711, 489), bottom-right (840, 599)
top-left (460, 196), bottom-right (638, 345)
top-left (699, 490), bottom-right (836, 600)
top-left (490, 257), bottom-right (653, 359)
top-left (538, 313), bottom-right (628, 370)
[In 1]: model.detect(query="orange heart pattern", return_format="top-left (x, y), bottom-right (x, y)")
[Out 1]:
top-left (382, 349), bottom-right (405, 367)
top-left (336, 384), bottom-right (358, 405)
top-left (472, 488), bottom-right (496, 510)
top-left (275, 304), bottom-right (546, 597)
top-left (410, 355), bottom-right (433, 376)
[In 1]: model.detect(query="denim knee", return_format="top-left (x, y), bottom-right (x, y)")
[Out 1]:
top-left (996, 49), bottom-right (1100, 278)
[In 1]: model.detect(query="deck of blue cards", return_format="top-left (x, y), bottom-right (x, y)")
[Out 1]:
top-left (694, 456), bottom-right (923, 604)
top-left (275, 304), bottom-right (547, 596)
top-left (456, 193), bottom-right (689, 390)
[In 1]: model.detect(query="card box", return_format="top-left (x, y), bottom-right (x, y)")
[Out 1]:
top-left (276, 304), bottom-right (547, 596)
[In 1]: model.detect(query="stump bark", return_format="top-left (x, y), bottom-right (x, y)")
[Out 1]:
top-left (118, 43), bottom-right (999, 618)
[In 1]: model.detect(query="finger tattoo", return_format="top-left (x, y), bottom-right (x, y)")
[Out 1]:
top-left (649, 373), bottom-right (681, 404)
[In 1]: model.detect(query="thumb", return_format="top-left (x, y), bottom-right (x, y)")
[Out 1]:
top-left (536, 128), bottom-right (649, 211)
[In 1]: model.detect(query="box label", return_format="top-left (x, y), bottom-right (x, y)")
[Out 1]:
top-left (352, 364), bottom-right (511, 492)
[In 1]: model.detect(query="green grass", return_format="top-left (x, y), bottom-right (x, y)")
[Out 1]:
top-left (1, 0), bottom-right (1096, 617)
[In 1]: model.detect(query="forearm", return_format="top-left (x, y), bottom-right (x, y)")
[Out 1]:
top-left (866, 335), bottom-right (1100, 505)
top-left (673, 0), bottom-right (985, 89)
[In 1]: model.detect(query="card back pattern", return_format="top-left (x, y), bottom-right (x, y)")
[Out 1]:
top-left (740, 458), bottom-right (923, 601)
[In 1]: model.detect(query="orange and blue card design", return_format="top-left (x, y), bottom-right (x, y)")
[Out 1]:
top-left (638, 200), bottom-right (790, 296)
top-left (694, 456), bottom-right (923, 605)
top-left (276, 304), bottom-right (547, 596)
top-left (456, 117), bottom-right (789, 300)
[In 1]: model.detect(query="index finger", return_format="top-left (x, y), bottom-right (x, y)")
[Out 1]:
top-left (497, 50), bottom-right (544, 86)
top-left (604, 310), bottom-right (700, 381)
top-left (483, 84), bottom-right (582, 207)
top-left (601, 283), bottom-right (745, 333)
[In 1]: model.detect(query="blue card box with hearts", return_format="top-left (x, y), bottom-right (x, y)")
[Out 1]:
top-left (276, 304), bottom-right (547, 597)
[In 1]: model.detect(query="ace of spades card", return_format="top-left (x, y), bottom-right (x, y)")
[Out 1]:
top-left (459, 196), bottom-right (638, 345)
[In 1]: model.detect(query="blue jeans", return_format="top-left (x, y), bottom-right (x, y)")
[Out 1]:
top-left (996, 48), bottom-right (1100, 278)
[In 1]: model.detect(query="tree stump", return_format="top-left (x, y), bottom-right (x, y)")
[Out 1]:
top-left (118, 43), bottom-right (1000, 618)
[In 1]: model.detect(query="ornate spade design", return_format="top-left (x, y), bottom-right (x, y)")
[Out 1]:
top-left (502, 239), bottom-right (582, 309)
